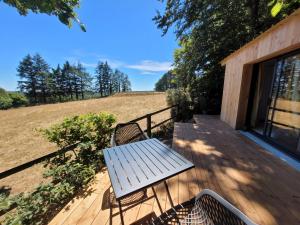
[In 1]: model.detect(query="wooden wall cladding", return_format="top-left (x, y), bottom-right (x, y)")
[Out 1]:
top-left (220, 8), bottom-right (300, 129)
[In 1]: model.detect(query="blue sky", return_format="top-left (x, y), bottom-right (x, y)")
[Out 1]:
top-left (0, 0), bottom-right (177, 91)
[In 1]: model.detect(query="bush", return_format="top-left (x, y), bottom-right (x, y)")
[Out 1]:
top-left (166, 88), bottom-right (192, 121)
top-left (0, 88), bottom-right (28, 109)
top-left (9, 92), bottom-right (29, 107)
top-left (3, 112), bottom-right (116, 225)
top-left (0, 95), bottom-right (13, 109)
top-left (42, 113), bottom-right (116, 150)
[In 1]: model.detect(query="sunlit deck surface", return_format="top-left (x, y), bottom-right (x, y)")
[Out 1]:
top-left (49, 115), bottom-right (300, 225)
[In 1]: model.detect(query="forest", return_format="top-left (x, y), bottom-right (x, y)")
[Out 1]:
top-left (0, 54), bottom-right (131, 109)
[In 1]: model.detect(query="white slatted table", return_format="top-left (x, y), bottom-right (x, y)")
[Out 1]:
top-left (103, 138), bottom-right (195, 224)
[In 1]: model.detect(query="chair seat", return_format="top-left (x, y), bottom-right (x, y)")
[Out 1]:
top-left (152, 189), bottom-right (257, 225)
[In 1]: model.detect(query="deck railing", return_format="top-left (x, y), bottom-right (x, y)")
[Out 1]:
top-left (130, 104), bottom-right (179, 137)
top-left (0, 105), bottom-right (179, 179)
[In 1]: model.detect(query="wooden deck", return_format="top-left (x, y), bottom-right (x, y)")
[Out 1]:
top-left (49, 115), bottom-right (300, 225)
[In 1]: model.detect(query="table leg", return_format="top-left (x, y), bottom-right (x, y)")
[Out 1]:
top-left (163, 181), bottom-right (174, 208)
top-left (164, 181), bottom-right (180, 224)
top-left (151, 186), bottom-right (163, 214)
top-left (118, 199), bottom-right (125, 225)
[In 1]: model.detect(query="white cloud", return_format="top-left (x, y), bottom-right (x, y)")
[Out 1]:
top-left (65, 51), bottom-right (173, 75)
top-left (140, 71), bottom-right (157, 75)
top-left (126, 60), bottom-right (173, 73)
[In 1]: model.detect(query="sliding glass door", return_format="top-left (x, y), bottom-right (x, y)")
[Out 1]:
top-left (248, 51), bottom-right (300, 158)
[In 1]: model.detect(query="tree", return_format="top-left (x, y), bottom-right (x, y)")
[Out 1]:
top-left (2, 0), bottom-right (86, 31)
top-left (17, 54), bottom-right (37, 103)
top-left (75, 63), bottom-right (92, 99)
top-left (155, 71), bottom-right (177, 91)
top-left (62, 61), bottom-right (74, 100)
top-left (95, 61), bottom-right (112, 96)
top-left (32, 54), bottom-right (50, 103)
top-left (95, 62), bottom-right (105, 97)
top-left (111, 70), bottom-right (121, 94)
top-left (154, 0), bottom-right (300, 113)
top-left (121, 74), bottom-right (131, 92)
top-left (50, 65), bottom-right (63, 101)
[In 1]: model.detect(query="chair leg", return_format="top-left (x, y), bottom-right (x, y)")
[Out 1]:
top-left (118, 199), bottom-right (125, 225)
top-left (151, 186), bottom-right (163, 214)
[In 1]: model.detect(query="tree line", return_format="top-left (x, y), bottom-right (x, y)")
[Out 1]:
top-left (154, 0), bottom-right (299, 114)
top-left (17, 54), bottom-right (131, 104)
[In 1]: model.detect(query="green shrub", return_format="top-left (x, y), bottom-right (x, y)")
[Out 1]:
top-left (8, 92), bottom-right (29, 107)
top-left (0, 88), bottom-right (28, 109)
top-left (42, 112), bottom-right (116, 150)
top-left (0, 95), bottom-right (13, 109)
top-left (3, 112), bottom-right (116, 225)
top-left (44, 161), bottom-right (95, 187)
top-left (166, 88), bottom-right (192, 121)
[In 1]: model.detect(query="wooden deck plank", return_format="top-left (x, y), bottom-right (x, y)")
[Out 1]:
top-left (62, 193), bottom-right (98, 225)
top-left (192, 115), bottom-right (300, 225)
top-left (49, 115), bottom-right (300, 225)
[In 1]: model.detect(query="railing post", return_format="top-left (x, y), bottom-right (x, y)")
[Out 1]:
top-left (147, 114), bottom-right (152, 137)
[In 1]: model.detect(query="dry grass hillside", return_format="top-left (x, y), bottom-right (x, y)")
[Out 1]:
top-left (0, 93), bottom-right (168, 172)
top-left (0, 93), bottom-right (169, 195)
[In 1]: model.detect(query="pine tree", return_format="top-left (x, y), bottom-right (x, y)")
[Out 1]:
top-left (121, 74), bottom-right (131, 92)
top-left (95, 62), bottom-right (105, 96)
top-left (32, 54), bottom-right (50, 103)
top-left (50, 65), bottom-right (63, 102)
top-left (111, 70), bottom-right (122, 94)
top-left (75, 63), bottom-right (92, 99)
top-left (62, 61), bottom-right (74, 100)
top-left (17, 54), bottom-right (37, 103)
top-left (103, 62), bottom-right (112, 96)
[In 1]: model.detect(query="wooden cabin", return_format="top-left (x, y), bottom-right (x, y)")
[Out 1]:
top-left (220, 8), bottom-right (300, 159)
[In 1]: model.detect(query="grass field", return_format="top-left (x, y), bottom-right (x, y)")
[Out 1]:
top-left (0, 92), bottom-right (168, 172)
top-left (0, 92), bottom-right (170, 195)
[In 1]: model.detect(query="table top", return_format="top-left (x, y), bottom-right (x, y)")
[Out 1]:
top-left (103, 138), bottom-right (195, 200)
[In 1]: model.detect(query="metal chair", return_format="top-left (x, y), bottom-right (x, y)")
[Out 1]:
top-left (111, 122), bottom-right (149, 147)
top-left (109, 122), bottom-right (152, 215)
top-left (152, 189), bottom-right (257, 225)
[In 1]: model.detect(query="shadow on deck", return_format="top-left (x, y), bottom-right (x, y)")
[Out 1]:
top-left (49, 115), bottom-right (300, 225)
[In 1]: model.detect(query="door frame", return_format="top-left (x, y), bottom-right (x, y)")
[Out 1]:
top-left (245, 48), bottom-right (300, 161)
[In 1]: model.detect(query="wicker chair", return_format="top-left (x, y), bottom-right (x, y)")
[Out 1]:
top-left (152, 189), bottom-right (257, 225)
top-left (111, 122), bottom-right (149, 147)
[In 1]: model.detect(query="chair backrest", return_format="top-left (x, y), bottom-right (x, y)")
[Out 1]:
top-left (195, 189), bottom-right (257, 225)
top-left (114, 122), bottom-right (148, 146)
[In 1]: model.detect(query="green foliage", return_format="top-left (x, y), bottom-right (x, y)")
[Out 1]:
top-left (42, 112), bottom-right (116, 150)
top-left (44, 161), bottom-right (95, 187)
top-left (0, 87), bottom-right (29, 109)
top-left (3, 112), bottom-right (116, 225)
top-left (154, 0), bottom-right (300, 114)
top-left (8, 92), bottom-right (29, 107)
top-left (155, 71), bottom-right (177, 92)
top-left (2, 0), bottom-right (85, 31)
top-left (152, 122), bottom-right (174, 140)
top-left (0, 95), bottom-right (13, 109)
top-left (16, 54), bottom-right (131, 104)
top-left (166, 88), bottom-right (192, 121)
top-left (0, 193), bottom-right (15, 212)
top-left (95, 62), bottom-right (131, 97)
